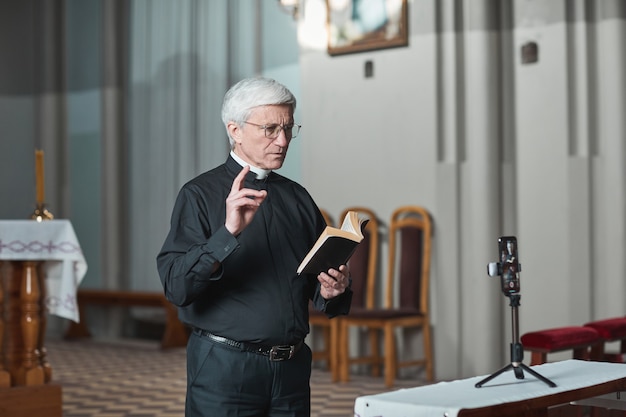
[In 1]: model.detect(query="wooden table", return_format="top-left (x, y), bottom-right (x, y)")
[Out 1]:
top-left (354, 360), bottom-right (626, 417)
top-left (0, 220), bottom-right (87, 417)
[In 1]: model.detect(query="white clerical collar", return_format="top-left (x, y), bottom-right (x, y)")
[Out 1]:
top-left (230, 151), bottom-right (271, 180)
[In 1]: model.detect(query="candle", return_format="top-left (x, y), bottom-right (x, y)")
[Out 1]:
top-left (35, 149), bottom-right (45, 204)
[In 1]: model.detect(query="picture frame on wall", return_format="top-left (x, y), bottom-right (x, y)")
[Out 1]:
top-left (327, 0), bottom-right (408, 56)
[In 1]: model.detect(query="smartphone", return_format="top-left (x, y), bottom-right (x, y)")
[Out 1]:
top-left (498, 236), bottom-right (520, 295)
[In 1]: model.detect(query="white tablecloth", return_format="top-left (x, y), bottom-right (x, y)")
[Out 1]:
top-left (0, 219), bottom-right (87, 322)
top-left (354, 360), bottom-right (626, 417)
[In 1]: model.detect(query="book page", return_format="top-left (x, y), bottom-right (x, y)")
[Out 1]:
top-left (340, 211), bottom-right (358, 235)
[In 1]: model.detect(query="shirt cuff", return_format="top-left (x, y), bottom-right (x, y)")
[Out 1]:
top-left (201, 225), bottom-right (239, 263)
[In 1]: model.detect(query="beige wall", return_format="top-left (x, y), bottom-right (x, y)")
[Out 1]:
top-left (298, 0), bottom-right (626, 380)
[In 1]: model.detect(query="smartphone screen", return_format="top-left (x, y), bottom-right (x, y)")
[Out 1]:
top-left (499, 236), bottom-right (520, 294)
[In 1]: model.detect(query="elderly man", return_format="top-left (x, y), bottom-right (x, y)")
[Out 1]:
top-left (157, 77), bottom-right (352, 417)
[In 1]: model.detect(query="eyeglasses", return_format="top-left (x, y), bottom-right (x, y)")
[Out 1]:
top-left (244, 121), bottom-right (301, 139)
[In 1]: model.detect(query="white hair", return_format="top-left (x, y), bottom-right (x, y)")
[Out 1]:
top-left (221, 77), bottom-right (296, 148)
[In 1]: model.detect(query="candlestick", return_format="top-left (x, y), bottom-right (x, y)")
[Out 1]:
top-left (31, 149), bottom-right (54, 221)
top-left (31, 204), bottom-right (54, 222)
top-left (35, 149), bottom-right (45, 204)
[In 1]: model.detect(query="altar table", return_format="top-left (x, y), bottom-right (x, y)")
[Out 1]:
top-left (0, 220), bottom-right (86, 417)
top-left (354, 360), bottom-right (626, 417)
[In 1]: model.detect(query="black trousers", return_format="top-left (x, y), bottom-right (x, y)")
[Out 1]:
top-left (185, 331), bottom-right (312, 417)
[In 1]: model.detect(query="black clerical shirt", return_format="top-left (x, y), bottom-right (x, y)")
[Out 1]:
top-left (157, 156), bottom-right (352, 346)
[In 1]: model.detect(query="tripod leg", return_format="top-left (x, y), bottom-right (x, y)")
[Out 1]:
top-left (476, 292), bottom-right (557, 389)
top-left (475, 364), bottom-right (513, 388)
top-left (520, 363), bottom-right (556, 387)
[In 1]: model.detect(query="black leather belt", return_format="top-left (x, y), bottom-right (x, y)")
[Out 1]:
top-left (193, 328), bottom-right (303, 361)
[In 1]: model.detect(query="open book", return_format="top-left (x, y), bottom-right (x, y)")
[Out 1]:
top-left (297, 210), bottom-right (369, 275)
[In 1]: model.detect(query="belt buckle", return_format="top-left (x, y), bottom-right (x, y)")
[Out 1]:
top-left (269, 345), bottom-right (294, 361)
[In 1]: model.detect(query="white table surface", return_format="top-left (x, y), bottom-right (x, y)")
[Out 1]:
top-left (354, 360), bottom-right (626, 417)
top-left (0, 219), bottom-right (87, 322)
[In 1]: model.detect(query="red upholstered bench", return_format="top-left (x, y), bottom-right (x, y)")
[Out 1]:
top-left (521, 326), bottom-right (603, 365)
top-left (584, 317), bottom-right (626, 363)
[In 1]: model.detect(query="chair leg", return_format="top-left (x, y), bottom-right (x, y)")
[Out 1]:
top-left (590, 342), bottom-right (605, 361)
top-left (423, 323), bottom-right (434, 382)
top-left (369, 328), bottom-right (380, 377)
top-left (339, 321), bottom-right (350, 382)
top-left (322, 325), bottom-right (331, 369)
top-left (573, 347), bottom-right (588, 360)
top-left (530, 351), bottom-right (546, 365)
top-left (384, 323), bottom-right (396, 387)
top-left (330, 319), bottom-right (340, 382)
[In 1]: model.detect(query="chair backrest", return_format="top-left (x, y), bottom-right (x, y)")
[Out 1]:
top-left (339, 207), bottom-right (379, 309)
top-left (385, 206), bottom-right (432, 314)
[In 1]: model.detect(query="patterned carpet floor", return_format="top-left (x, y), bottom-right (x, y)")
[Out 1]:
top-left (46, 338), bottom-right (427, 417)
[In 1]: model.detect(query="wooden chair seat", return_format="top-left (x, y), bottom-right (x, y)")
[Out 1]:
top-left (521, 326), bottom-right (603, 365)
top-left (345, 307), bottom-right (425, 319)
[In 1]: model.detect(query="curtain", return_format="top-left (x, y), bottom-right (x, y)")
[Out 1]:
top-left (127, 0), bottom-right (231, 291)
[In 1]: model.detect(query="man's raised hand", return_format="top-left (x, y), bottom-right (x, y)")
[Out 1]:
top-left (224, 166), bottom-right (267, 236)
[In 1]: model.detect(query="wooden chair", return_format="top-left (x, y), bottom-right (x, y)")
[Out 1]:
top-left (338, 205), bottom-right (434, 387)
top-left (309, 207), bottom-right (379, 381)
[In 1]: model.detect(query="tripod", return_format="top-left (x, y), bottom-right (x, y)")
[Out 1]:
top-left (475, 294), bottom-right (556, 388)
